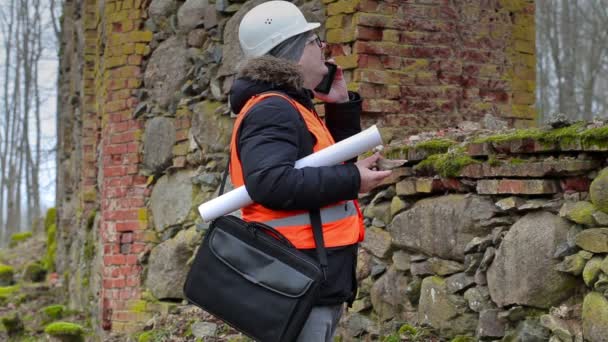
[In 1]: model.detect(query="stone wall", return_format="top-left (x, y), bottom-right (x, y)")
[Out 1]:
top-left (56, 0), bottom-right (540, 337)
top-left (341, 121), bottom-right (608, 341)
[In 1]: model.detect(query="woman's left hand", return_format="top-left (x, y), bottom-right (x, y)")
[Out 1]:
top-left (313, 60), bottom-right (349, 103)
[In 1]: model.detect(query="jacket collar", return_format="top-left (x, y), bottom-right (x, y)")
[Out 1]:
top-left (229, 56), bottom-right (315, 114)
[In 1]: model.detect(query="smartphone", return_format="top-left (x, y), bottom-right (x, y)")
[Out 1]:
top-left (314, 62), bottom-right (337, 94)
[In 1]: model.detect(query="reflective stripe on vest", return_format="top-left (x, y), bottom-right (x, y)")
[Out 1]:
top-left (229, 92), bottom-right (365, 249)
top-left (262, 201), bottom-right (357, 228)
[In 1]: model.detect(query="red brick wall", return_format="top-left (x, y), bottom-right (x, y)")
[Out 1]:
top-left (324, 0), bottom-right (536, 141)
top-left (90, 0), bottom-right (154, 333)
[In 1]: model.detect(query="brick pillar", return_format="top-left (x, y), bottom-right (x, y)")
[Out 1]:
top-left (93, 0), bottom-right (153, 333)
top-left (324, 0), bottom-right (536, 140)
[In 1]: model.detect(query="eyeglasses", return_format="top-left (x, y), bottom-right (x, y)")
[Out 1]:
top-left (307, 36), bottom-right (325, 48)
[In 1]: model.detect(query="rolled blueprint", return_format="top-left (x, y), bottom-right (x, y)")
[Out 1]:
top-left (198, 125), bottom-right (383, 222)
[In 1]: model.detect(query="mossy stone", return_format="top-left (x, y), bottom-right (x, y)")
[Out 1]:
top-left (390, 196), bottom-right (407, 218)
top-left (582, 292), bottom-right (608, 342)
top-left (560, 201), bottom-right (597, 226)
top-left (45, 207), bottom-right (57, 231)
top-left (44, 322), bottom-right (84, 341)
top-left (576, 228), bottom-right (608, 253)
top-left (0, 263), bottom-right (15, 286)
top-left (590, 168), bottom-right (608, 214)
top-left (44, 223), bottom-right (57, 272)
top-left (554, 253), bottom-right (586, 276)
top-left (41, 305), bottom-right (66, 321)
top-left (23, 261), bottom-right (47, 282)
top-left (1, 312), bottom-right (24, 336)
top-left (583, 257), bottom-right (604, 287)
top-left (9, 231), bottom-right (33, 247)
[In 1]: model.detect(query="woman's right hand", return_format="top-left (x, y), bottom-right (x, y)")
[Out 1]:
top-left (355, 153), bottom-right (392, 194)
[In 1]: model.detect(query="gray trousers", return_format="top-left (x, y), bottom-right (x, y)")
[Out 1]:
top-left (296, 304), bottom-right (344, 342)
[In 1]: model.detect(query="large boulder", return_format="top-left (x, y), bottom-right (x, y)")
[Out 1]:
top-left (150, 170), bottom-right (196, 232)
top-left (389, 195), bottom-right (498, 261)
top-left (143, 117), bottom-right (175, 173)
top-left (582, 291), bottom-right (608, 342)
top-left (191, 100), bottom-right (232, 153)
top-left (145, 228), bottom-right (202, 299)
top-left (369, 266), bottom-right (413, 321)
top-left (217, 0), bottom-right (268, 78)
top-left (361, 227), bottom-right (392, 258)
top-left (418, 276), bottom-right (477, 337)
top-left (148, 0), bottom-right (178, 22)
top-left (144, 37), bottom-right (191, 108)
top-left (177, 0), bottom-right (208, 31)
top-left (487, 212), bottom-right (578, 308)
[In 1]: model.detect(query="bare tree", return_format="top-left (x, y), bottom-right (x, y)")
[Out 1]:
top-left (0, 0), bottom-right (56, 243)
top-left (536, 0), bottom-right (608, 121)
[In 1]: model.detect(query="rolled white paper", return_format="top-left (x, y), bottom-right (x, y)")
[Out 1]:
top-left (198, 125), bottom-right (383, 222)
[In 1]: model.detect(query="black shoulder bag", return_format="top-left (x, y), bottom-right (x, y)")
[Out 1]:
top-left (183, 157), bottom-right (328, 342)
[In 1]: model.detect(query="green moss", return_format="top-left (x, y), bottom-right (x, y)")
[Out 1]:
top-left (0, 264), bottom-right (14, 277)
top-left (581, 126), bottom-right (608, 148)
top-left (41, 305), bottom-right (66, 320)
top-left (141, 290), bottom-right (159, 303)
top-left (9, 232), bottom-right (33, 247)
top-left (414, 139), bottom-right (457, 154)
top-left (45, 208), bottom-right (57, 232)
top-left (568, 201), bottom-right (597, 226)
top-left (129, 300), bottom-right (148, 313)
top-left (384, 145), bottom-right (409, 160)
top-left (397, 324), bottom-right (431, 341)
top-left (382, 335), bottom-right (400, 342)
top-left (451, 336), bottom-right (476, 342)
top-left (86, 210), bottom-right (97, 230)
top-left (1, 312), bottom-right (24, 335)
top-left (137, 330), bottom-right (170, 342)
top-left (415, 151), bottom-right (480, 178)
top-left (22, 261), bottom-right (47, 282)
top-left (43, 223), bottom-right (57, 272)
top-left (0, 285), bottom-right (20, 300)
top-left (83, 240), bottom-right (95, 261)
top-left (509, 158), bottom-right (526, 165)
top-left (472, 128), bottom-right (543, 144)
top-left (538, 122), bottom-right (585, 146)
top-left (487, 155), bottom-right (502, 167)
top-left (44, 322), bottom-right (84, 336)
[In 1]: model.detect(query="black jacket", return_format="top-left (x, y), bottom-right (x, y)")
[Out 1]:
top-left (229, 56), bottom-right (363, 305)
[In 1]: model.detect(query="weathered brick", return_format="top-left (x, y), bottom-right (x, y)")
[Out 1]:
top-left (325, 15), bottom-right (344, 29)
top-left (327, 28), bottom-right (356, 43)
top-left (327, 0), bottom-right (360, 15)
top-left (363, 99), bottom-right (402, 113)
top-left (335, 54), bottom-right (358, 70)
top-left (355, 26), bottom-right (383, 41)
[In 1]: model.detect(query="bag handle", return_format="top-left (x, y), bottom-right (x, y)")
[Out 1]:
top-left (247, 221), bottom-right (295, 249)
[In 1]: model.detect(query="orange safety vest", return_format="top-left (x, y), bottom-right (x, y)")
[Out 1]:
top-left (229, 92), bottom-right (365, 249)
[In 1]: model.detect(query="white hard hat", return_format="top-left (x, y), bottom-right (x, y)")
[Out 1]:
top-left (239, 1), bottom-right (320, 58)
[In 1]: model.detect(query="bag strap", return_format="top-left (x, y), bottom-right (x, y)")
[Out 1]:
top-left (219, 159), bottom-right (328, 280)
top-left (309, 209), bottom-right (328, 280)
